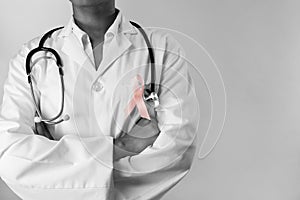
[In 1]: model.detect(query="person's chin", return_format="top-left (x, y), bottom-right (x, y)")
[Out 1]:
top-left (70, 0), bottom-right (111, 7)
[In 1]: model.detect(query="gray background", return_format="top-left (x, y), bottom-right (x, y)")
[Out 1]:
top-left (1, 0), bottom-right (300, 199)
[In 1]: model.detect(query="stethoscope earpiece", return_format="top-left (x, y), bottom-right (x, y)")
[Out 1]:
top-left (34, 116), bottom-right (42, 123)
top-left (62, 115), bottom-right (70, 121)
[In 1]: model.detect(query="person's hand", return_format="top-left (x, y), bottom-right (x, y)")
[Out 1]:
top-left (114, 117), bottom-right (160, 161)
top-left (34, 112), bottom-right (54, 140)
top-left (122, 117), bottom-right (160, 151)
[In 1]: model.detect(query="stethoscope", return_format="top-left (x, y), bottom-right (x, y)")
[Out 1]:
top-left (25, 21), bottom-right (159, 125)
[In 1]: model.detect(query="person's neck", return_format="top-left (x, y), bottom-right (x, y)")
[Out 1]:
top-left (72, 2), bottom-right (117, 43)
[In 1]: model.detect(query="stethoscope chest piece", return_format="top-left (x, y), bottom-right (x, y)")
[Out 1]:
top-left (143, 92), bottom-right (160, 108)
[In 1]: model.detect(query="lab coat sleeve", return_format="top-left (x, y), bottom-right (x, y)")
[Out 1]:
top-left (113, 34), bottom-right (199, 200)
top-left (0, 43), bottom-right (114, 200)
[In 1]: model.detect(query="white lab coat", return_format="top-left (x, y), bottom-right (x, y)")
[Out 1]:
top-left (0, 10), bottom-right (198, 200)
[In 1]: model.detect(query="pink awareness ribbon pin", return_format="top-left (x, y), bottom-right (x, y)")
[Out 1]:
top-left (124, 74), bottom-right (151, 120)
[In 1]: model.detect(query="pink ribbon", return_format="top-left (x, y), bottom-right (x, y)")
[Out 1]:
top-left (124, 74), bottom-right (151, 120)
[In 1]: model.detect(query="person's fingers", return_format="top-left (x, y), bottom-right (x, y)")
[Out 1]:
top-left (34, 112), bottom-right (45, 136)
top-left (135, 117), bottom-right (151, 127)
top-left (144, 99), bottom-right (157, 120)
top-left (35, 122), bottom-right (43, 135)
top-left (41, 122), bottom-right (54, 140)
top-left (35, 122), bottom-right (54, 140)
top-left (128, 119), bottom-right (160, 138)
top-left (127, 133), bottom-right (159, 153)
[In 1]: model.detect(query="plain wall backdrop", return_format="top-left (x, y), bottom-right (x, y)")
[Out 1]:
top-left (1, 0), bottom-right (300, 199)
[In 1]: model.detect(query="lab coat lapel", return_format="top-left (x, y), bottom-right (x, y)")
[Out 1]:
top-left (97, 33), bottom-right (132, 76)
top-left (61, 34), bottom-right (95, 72)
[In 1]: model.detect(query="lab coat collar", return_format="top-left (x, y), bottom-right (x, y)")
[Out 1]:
top-left (58, 9), bottom-right (136, 77)
top-left (57, 9), bottom-right (138, 38)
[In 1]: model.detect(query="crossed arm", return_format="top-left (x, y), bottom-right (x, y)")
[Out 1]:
top-left (0, 33), bottom-right (198, 199)
top-left (0, 42), bottom-right (162, 200)
top-left (35, 117), bottom-right (160, 161)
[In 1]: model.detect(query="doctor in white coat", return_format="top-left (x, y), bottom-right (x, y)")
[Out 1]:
top-left (0, 0), bottom-right (199, 199)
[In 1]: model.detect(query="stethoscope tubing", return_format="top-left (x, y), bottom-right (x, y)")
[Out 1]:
top-left (26, 21), bottom-right (158, 125)
top-left (29, 69), bottom-right (66, 125)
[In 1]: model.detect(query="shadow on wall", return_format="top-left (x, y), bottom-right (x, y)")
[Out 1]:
top-left (0, 179), bottom-right (21, 200)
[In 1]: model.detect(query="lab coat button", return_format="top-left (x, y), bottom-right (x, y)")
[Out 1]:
top-left (92, 82), bottom-right (103, 92)
top-left (106, 32), bottom-right (114, 38)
